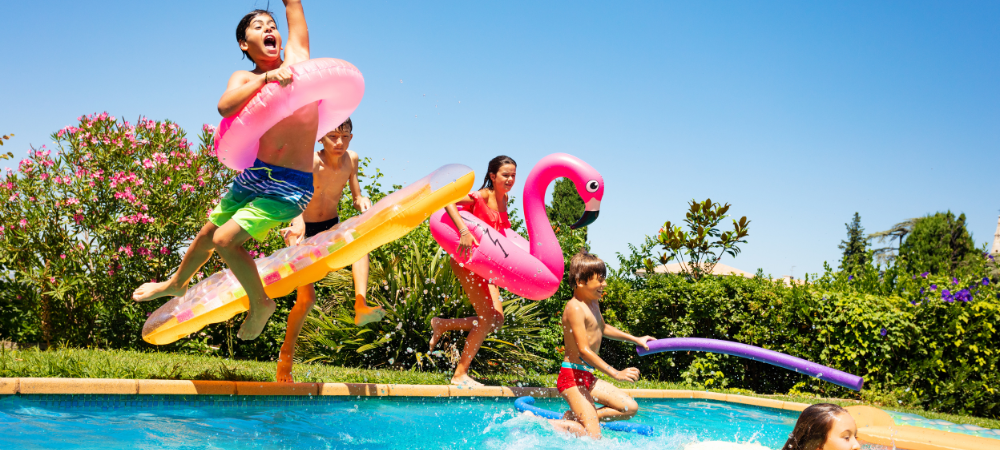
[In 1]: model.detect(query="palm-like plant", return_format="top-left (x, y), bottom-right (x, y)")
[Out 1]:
top-left (297, 225), bottom-right (548, 375)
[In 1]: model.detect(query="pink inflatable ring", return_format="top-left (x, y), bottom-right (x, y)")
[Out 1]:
top-left (214, 58), bottom-right (365, 170)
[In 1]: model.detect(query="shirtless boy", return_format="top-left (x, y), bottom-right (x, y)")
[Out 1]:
top-left (548, 251), bottom-right (656, 439)
top-left (132, 1), bottom-right (320, 340)
top-left (275, 118), bottom-right (386, 382)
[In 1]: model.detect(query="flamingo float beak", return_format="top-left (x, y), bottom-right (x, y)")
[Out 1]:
top-left (570, 199), bottom-right (601, 229)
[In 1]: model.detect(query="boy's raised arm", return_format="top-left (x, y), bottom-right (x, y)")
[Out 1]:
top-left (565, 304), bottom-right (639, 382)
top-left (281, 0), bottom-right (310, 65)
top-left (602, 324), bottom-right (655, 351)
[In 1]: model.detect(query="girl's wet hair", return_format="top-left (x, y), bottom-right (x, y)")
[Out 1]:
top-left (236, 9), bottom-right (275, 64)
top-left (480, 155), bottom-right (516, 190)
top-left (781, 403), bottom-right (849, 450)
top-left (568, 251), bottom-right (606, 285)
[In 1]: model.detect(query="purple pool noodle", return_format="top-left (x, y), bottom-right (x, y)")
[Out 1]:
top-left (636, 338), bottom-right (863, 391)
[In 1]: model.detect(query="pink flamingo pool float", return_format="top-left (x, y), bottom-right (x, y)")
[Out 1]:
top-left (429, 153), bottom-right (604, 300)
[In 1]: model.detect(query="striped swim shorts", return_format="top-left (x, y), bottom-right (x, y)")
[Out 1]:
top-left (209, 159), bottom-right (314, 241)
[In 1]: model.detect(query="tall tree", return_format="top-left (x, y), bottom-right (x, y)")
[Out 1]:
top-left (838, 212), bottom-right (869, 273)
top-left (868, 218), bottom-right (919, 266)
top-left (899, 211), bottom-right (976, 275)
top-left (546, 177), bottom-right (586, 238)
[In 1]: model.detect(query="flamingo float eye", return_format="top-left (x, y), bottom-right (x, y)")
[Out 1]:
top-left (586, 180), bottom-right (600, 193)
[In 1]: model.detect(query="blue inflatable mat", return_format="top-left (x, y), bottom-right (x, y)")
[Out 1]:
top-left (513, 396), bottom-right (654, 436)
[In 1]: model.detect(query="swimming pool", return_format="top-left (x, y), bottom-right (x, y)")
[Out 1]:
top-left (0, 394), bottom-right (798, 449)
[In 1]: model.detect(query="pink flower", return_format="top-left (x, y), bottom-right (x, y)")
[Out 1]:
top-left (73, 214), bottom-right (84, 224)
top-left (60, 254), bottom-right (66, 259)
top-left (108, 270), bottom-right (114, 276)
top-left (50, 277), bottom-right (56, 283)
top-left (163, 177), bottom-right (171, 185)
top-left (66, 198), bottom-right (80, 205)
top-left (160, 246), bottom-right (169, 254)
top-left (19, 219), bottom-right (27, 227)
top-left (117, 213), bottom-right (155, 225)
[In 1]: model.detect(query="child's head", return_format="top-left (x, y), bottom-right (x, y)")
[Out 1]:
top-left (236, 9), bottom-right (281, 66)
top-left (480, 155), bottom-right (517, 192)
top-left (319, 118), bottom-right (354, 156)
top-left (568, 251), bottom-right (607, 300)
top-left (782, 404), bottom-right (859, 450)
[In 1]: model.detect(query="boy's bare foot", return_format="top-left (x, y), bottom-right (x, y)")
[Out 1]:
top-left (450, 374), bottom-right (484, 387)
top-left (428, 317), bottom-right (445, 351)
top-left (132, 280), bottom-right (186, 302)
top-left (237, 297), bottom-right (277, 340)
top-left (276, 355), bottom-right (295, 383)
top-left (353, 299), bottom-right (386, 326)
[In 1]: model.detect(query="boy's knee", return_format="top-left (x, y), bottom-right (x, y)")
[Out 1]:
top-left (211, 233), bottom-right (233, 249)
top-left (620, 398), bottom-right (639, 418)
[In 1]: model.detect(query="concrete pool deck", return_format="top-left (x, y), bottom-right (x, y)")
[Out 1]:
top-left (0, 377), bottom-right (995, 450)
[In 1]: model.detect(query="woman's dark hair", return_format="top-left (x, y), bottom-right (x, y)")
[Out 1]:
top-left (236, 9), bottom-right (275, 64)
top-left (782, 403), bottom-right (849, 450)
top-left (480, 155), bottom-right (516, 190)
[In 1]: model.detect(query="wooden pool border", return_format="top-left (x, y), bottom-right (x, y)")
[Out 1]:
top-left (0, 377), bottom-right (993, 450)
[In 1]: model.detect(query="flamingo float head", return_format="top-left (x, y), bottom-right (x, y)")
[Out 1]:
top-left (532, 153), bottom-right (604, 229)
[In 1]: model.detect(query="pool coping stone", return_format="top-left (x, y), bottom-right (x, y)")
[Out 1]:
top-left (1, 377), bottom-right (994, 450)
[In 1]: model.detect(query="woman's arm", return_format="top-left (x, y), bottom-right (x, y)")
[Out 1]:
top-left (445, 198), bottom-right (478, 258)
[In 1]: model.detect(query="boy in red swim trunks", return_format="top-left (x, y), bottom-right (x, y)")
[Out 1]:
top-left (275, 118), bottom-right (385, 382)
top-left (132, 1), bottom-right (319, 341)
top-left (548, 251), bottom-right (655, 439)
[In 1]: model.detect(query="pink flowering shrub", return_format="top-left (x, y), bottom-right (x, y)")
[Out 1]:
top-left (0, 114), bottom-right (283, 348)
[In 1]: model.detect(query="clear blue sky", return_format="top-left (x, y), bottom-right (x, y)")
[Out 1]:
top-left (4, 1), bottom-right (999, 277)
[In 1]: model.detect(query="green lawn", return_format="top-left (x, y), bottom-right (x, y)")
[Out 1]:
top-left (1, 347), bottom-right (997, 429)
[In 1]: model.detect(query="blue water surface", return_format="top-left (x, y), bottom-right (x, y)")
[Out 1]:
top-left (0, 395), bottom-right (798, 450)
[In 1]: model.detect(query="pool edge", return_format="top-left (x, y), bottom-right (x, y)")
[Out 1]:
top-left (1, 377), bottom-right (994, 450)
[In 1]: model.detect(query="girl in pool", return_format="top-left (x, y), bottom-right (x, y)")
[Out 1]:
top-left (429, 155), bottom-right (516, 387)
top-left (781, 403), bottom-right (861, 450)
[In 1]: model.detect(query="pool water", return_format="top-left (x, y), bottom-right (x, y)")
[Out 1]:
top-left (0, 395), bottom-right (799, 450)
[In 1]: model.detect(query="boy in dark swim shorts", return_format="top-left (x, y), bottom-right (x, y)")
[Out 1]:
top-left (275, 118), bottom-right (385, 382)
top-left (548, 251), bottom-right (656, 439)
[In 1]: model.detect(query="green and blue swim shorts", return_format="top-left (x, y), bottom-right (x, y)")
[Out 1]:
top-left (209, 159), bottom-right (314, 241)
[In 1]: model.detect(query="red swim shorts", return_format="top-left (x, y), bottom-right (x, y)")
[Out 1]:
top-left (556, 367), bottom-right (596, 392)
